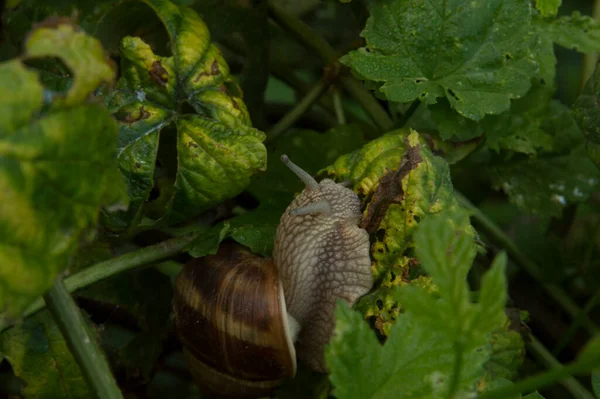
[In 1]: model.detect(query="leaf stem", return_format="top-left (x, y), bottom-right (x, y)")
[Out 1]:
top-left (332, 87), bottom-right (346, 125)
top-left (454, 191), bottom-right (599, 335)
top-left (527, 335), bottom-right (597, 399)
top-left (553, 290), bottom-right (600, 356)
top-left (580, 0), bottom-right (600, 91)
top-left (0, 234), bottom-right (196, 333)
top-left (448, 342), bottom-right (464, 398)
top-left (267, 0), bottom-right (337, 64)
top-left (266, 0), bottom-right (394, 132)
top-left (479, 335), bottom-right (597, 399)
top-left (266, 78), bottom-right (331, 142)
top-left (398, 100), bottom-right (420, 127)
top-left (339, 76), bottom-right (395, 132)
top-left (44, 278), bottom-right (124, 399)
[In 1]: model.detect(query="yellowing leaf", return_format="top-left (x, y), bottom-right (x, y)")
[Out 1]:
top-left (25, 22), bottom-right (115, 106)
top-left (104, 0), bottom-right (266, 230)
top-left (0, 21), bottom-right (118, 317)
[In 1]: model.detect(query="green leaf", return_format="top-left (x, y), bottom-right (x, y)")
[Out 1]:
top-left (191, 0), bottom-right (270, 128)
top-left (0, 22), bottom-right (119, 316)
top-left (321, 129), bottom-right (471, 288)
top-left (341, 0), bottom-right (538, 121)
top-left (326, 302), bottom-right (489, 399)
top-left (483, 327), bottom-right (526, 383)
top-left (534, 0), bottom-right (561, 17)
top-left (536, 12), bottom-right (600, 54)
top-left (577, 336), bottom-right (600, 372)
top-left (593, 371), bottom-right (600, 398)
top-left (0, 310), bottom-right (94, 398)
top-left (484, 85), bottom-right (582, 156)
top-left (523, 392), bottom-right (546, 399)
top-left (186, 221), bottom-right (231, 258)
top-left (490, 147), bottom-right (600, 217)
top-left (104, 0), bottom-right (267, 230)
top-left (25, 22), bottom-right (115, 106)
top-left (410, 211), bottom-right (507, 345)
top-left (185, 125), bottom-right (366, 258)
top-left (429, 100), bottom-right (484, 141)
top-left (575, 61), bottom-right (600, 169)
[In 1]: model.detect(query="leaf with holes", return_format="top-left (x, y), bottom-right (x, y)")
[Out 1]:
top-left (341, 0), bottom-right (538, 121)
top-left (0, 21), bottom-right (120, 317)
top-left (103, 0), bottom-right (266, 231)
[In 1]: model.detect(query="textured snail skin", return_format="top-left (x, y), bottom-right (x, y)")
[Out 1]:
top-left (274, 175), bottom-right (372, 372)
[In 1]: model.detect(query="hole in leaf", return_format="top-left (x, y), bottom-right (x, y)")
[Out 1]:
top-left (413, 215), bottom-right (421, 223)
top-left (375, 228), bottom-right (386, 241)
top-left (447, 89), bottom-right (459, 100)
top-left (376, 299), bottom-right (384, 310)
top-left (179, 100), bottom-right (197, 115)
top-left (505, 53), bottom-right (512, 61)
top-left (95, 1), bottom-right (171, 56)
top-left (390, 271), bottom-right (397, 282)
top-left (23, 56), bottom-right (73, 97)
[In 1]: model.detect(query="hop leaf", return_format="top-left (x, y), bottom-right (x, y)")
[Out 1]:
top-left (104, 0), bottom-right (267, 230)
top-left (341, 0), bottom-right (538, 121)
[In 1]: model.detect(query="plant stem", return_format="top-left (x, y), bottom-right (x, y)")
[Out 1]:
top-left (267, 0), bottom-right (337, 64)
top-left (267, 0), bottom-right (394, 132)
top-left (580, 0), bottom-right (600, 92)
top-left (553, 289), bottom-right (600, 356)
top-left (0, 234), bottom-right (196, 333)
top-left (398, 100), bottom-right (420, 127)
top-left (478, 356), bottom-right (595, 399)
top-left (332, 87), bottom-right (346, 125)
top-left (44, 278), bottom-right (124, 399)
top-left (454, 191), bottom-right (600, 335)
top-left (266, 78), bottom-right (331, 142)
top-left (339, 76), bottom-right (395, 132)
top-left (527, 335), bottom-right (596, 399)
top-left (448, 342), bottom-right (464, 398)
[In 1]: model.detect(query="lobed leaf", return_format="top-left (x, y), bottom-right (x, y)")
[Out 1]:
top-left (104, 0), bottom-right (267, 230)
top-left (321, 129), bottom-right (470, 289)
top-left (490, 147), bottom-right (600, 218)
top-left (0, 21), bottom-right (119, 317)
top-left (341, 0), bottom-right (538, 121)
top-left (533, 0), bottom-right (561, 17)
top-left (327, 210), bottom-right (508, 399)
top-left (0, 310), bottom-right (95, 398)
top-left (536, 12), bottom-right (600, 54)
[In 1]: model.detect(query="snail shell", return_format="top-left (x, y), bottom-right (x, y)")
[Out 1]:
top-left (173, 242), bottom-right (298, 398)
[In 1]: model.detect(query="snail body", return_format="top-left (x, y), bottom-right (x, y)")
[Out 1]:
top-left (173, 155), bottom-right (372, 397)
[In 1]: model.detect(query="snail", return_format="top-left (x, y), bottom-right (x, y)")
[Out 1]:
top-left (172, 155), bottom-right (373, 397)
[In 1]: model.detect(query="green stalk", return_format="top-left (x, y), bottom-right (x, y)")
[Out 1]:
top-left (267, 0), bottom-right (337, 64)
top-left (267, 0), bottom-right (394, 132)
top-left (44, 278), bottom-right (124, 399)
top-left (266, 78), bottom-right (331, 142)
top-left (580, 0), bottom-right (600, 91)
top-left (0, 234), bottom-right (196, 333)
top-left (448, 342), bottom-right (464, 398)
top-left (527, 336), bottom-right (596, 399)
top-left (339, 76), bottom-right (395, 132)
top-left (332, 87), bottom-right (346, 125)
top-left (454, 191), bottom-right (599, 335)
top-left (553, 290), bottom-right (600, 356)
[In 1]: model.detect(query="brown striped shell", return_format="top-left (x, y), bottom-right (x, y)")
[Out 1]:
top-left (173, 242), bottom-right (297, 398)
